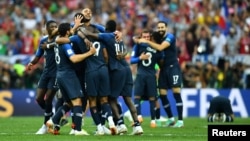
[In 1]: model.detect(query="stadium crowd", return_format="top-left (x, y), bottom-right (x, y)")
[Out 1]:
top-left (0, 0), bottom-right (250, 89)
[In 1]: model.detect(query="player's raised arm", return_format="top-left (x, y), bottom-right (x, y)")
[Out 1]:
top-left (55, 36), bottom-right (70, 44)
top-left (130, 44), bottom-right (141, 64)
top-left (138, 38), bottom-right (170, 51)
top-left (69, 45), bottom-right (96, 63)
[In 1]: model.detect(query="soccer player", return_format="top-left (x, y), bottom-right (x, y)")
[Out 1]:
top-left (136, 21), bottom-right (184, 128)
top-left (81, 19), bottom-right (143, 135)
top-left (65, 13), bottom-right (89, 134)
top-left (57, 10), bottom-right (117, 135)
top-left (207, 96), bottom-right (234, 122)
top-left (46, 22), bottom-right (96, 135)
top-left (130, 30), bottom-right (164, 128)
top-left (27, 20), bottom-right (58, 135)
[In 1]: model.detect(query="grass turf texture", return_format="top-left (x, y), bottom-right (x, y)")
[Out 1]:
top-left (0, 116), bottom-right (249, 141)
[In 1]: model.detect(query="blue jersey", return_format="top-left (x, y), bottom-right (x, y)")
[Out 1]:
top-left (55, 43), bottom-right (76, 78)
top-left (35, 36), bottom-right (57, 77)
top-left (85, 39), bottom-right (106, 73)
top-left (162, 33), bottom-right (179, 66)
top-left (98, 33), bottom-right (128, 70)
top-left (130, 43), bottom-right (163, 75)
top-left (75, 25), bottom-right (106, 73)
top-left (69, 35), bottom-right (87, 71)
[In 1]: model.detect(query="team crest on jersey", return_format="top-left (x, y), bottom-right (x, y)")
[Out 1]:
top-left (67, 49), bottom-right (73, 55)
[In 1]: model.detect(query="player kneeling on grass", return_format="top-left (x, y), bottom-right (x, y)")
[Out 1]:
top-left (207, 96), bottom-right (234, 122)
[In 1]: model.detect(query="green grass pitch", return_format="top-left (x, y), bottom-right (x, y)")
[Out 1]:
top-left (0, 116), bottom-right (249, 141)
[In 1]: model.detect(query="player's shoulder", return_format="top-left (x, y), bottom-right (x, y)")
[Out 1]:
top-left (69, 34), bottom-right (79, 40)
top-left (40, 35), bottom-right (49, 42)
top-left (139, 43), bottom-right (149, 47)
top-left (62, 43), bottom-right (72, 47)
top-left (165, 33), bottom-right (175, 42)
top-left (166, 33), bottom-right (175, 38)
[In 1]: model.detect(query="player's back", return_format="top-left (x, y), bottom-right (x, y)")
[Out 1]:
top-left (80, 25), bottom-right (107, 73)
top-left (98, 33), bottom-right (128, 71)
top-left (84, 37), bottom-right (106, 73)
top-left (136, 43), bottom-right (162, 75)
top-left (69, 35), bottom-right (87, 72)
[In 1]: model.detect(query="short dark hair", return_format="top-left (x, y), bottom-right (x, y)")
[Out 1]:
top-left (74, 12), bottom-right (85, 23)
top-left (58, 23), bottom-right (71, 36)
top-left (151, 31), bottom-right (162, 44)
top-left (105, 20), bottom-right (116, 32)
top-left (46, 20), bottom-right (57, 29)
top-left (157, 21), bottom-right (167, 26)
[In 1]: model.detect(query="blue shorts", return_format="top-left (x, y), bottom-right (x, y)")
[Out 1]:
top-left (109, 66), bottom-right (133, 98)
top-left (57, 74), bottom-right (83, 102)
top-left (158, 62), bottom-right (182, 89)
top-left (75, 69), bottom-right (86, 95)
top-left (37, 73), bottom-right (58, 91)
top-left (85, 65), bottom-right (110, 97)
top-left (134, 74), bottom-right (158, 98)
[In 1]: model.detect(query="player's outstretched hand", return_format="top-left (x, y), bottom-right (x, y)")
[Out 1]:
top-left (74, 15), bottom-right (83, 27)
top-left (116, 51), bottom-right (127, 60)
top-left (114, 30), bottom-right (122, 42)
top-left (84, 38), bottom-right (92, 49)
top-left (26, 63), bottom-right (33, 71)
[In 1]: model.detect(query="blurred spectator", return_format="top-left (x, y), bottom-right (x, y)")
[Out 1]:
top-left (182, 62), bottom-right (200, 88)
top-left (195, 25), bottom-right (211, 56)
top-left (225, 27), bottom-right (240, 56)
top-left (203, 61), bottom-right (217, 88)
top-left (221, 59), bottom-right (233, 88)
top-left (185, 31), bottom-right (198, 60)
top-left (238, 26), bottom-right (250, 54)
top-left (0, 0), bottom-right (249, 89)
top-left (243, 66), bottom-right (250, 88)
top-left (6, 32), bottom-right (23, 56)
top-left (13, 59), bottom-right (25, 88)
top-left (0, 61), bottom-right (11, 89)
top-left (176, 30), bottom-right (190, 65)
top-left (21, 29), bottom-right (35, 55)
top-left (211, 29), bottom-right (227, 57)
top-left (0, 28), bottom-right (9, 55)
top-left (231, 62), bottom-right (245, 88)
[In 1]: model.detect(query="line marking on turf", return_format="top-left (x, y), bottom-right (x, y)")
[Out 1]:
top-left (0, 132), bottom-right (207, 137)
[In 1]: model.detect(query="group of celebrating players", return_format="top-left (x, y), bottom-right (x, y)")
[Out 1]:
top-left (27, 7), bottom-right (185, 136)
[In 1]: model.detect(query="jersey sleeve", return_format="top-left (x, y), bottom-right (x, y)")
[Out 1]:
top-left (165, 34), bottom-right (175, 44)
top-left (98, 33), bottom-right (114, 42)
top-left (130, 44), bottom-right (140, 64)
top-left (69, 35), bottom-right (79, 43)
top-left (92, 24), bottom-right (105, 33)
top-left (63, 44), bottom-right (75, 57)
top-left (35, 37), bottom-right (47, 57)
